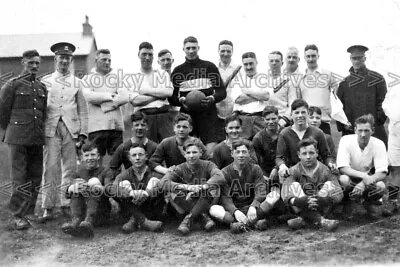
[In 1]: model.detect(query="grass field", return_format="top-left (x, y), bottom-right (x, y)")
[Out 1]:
top-left (2, 122), bottom-right (400, 266)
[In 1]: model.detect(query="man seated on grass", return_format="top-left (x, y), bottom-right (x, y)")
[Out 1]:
top-left (281, 137), bottom-right (343, 231)
top-left (160, 140), bottom-right (225, 235)
top-left (108, 143), bottom-right (163, 233)
top-left (276, 99), bottom-right (335, 181)
top-left (62, 142), bottom-right (113, 238)
top-left (337, 114), bottom-right (388, 220)
top-left (212, 114), bottom-right (257, 169)
top-left (149, 112), bottom-right (208, 175)
top-left (109, 111), bottom-right (158, 178)
top-left (209, 139), bottom-right (281, 233)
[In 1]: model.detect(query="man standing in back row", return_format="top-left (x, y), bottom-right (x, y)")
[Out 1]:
top-left (170, 36), bottom-right (226, 155)
top-left (337, 45), bottom-right (388, 146)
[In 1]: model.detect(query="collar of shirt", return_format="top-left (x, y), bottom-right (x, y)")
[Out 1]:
top-left (133, 165), bottom-right (149, 181)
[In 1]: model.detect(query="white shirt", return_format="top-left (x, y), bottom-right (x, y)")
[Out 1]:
top-left (132, 69), bottom-right (173, 111)
top-left (299, 67), bottom-right (338, 122)
top-left (231, 72), bottom-right (269, 114)
top-left (336, 135), bottom-right (388, 174)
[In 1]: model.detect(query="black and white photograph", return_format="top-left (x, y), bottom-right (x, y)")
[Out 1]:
top-left (1, 0), bottom-right (400, 266)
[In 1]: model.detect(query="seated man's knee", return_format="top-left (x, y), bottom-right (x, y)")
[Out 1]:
top-left (289, 182), bottom-right (305, 197)
top-left (339, 175), bottom-right (351, 188)
top-left (146, 177), bottom-right (160, 191)
top-left (119, 180), bottom-right (132, 190)
top-left (209, 205), bottom-right (226, 221)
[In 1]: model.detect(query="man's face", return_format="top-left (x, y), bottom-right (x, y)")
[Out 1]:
top-left (158, 53), bottom-right (174, 71)
top-left (355, 123), bottom-right (373, 147)
top-left (55, 54), bottom-right (72, 73)
top-left (350, 53), bottom-right (366, 70)
top-left (298, 145), bottom-right (318, 168)
top-left (219, 44), bottom-right (233, 64)
top-left (309, 112), bottom-right (322, 128)
top-left (128, 146), bottom-right (147, 168)
top-left (285, 50), bottom-right (300, 69)
top-left (139, 48), bottom-right (154, 69)
top-left (183, 42), bottom-right (199, 60)
top-left (81, 148), bottom-right (100, 170)
top-left (225, 120), bottom-right (242, 140)
top-left (304, 49), bottom-right (319, 69)
top-left (292, 106), bottom-right (309, 127)
top-left (263, 113), bottom-right (279, 131)
top-left (174, 120), bottom-right (192, 139)
top-left (96, 53), bottom-right (111, 74)
top-left (268, 54), bottom-right (283, 73)
top-left (22, 56), bottom-right (40, 74)
top-left (243, 57), bottom-right (257, 77)
top-left (132, 119), bottom-right (148, 138)
top-left (232, 144), bottom-right (250, 166)
top-left (184, 145), bottom-right (201, 165)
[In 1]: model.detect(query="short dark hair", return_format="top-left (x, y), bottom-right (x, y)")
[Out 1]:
top-left (242, 52), bottom-right (257, 60)
top-left (225, 114), bottom-right (242, 127)
top-left (291, 98), bottom-right (309, 111)
top-left (219, 40), bottom-right (233, 49)
top-left (139, 42), bottom-right (153, 53)
top-left (22, 50), bottom-right (39, 58)
top-left (96, 49), bottom-right (110, 56)
top-left (304, 44), bottom-right (319, 53)
top-left (183, 36), bottom-right (198, 45)
top-left (158, 49), bottom-right (172, 58)
top-left (232, 139), bottom-right (252, 151)
top-left (355, 114), bottom-right (375, 128)
top-left (129, 142), bottom-right (146, 151)
top-left (297, 137), bottom-right (318, 152)
top-left (174, 112), bottom-right (193, 126)
top-left (183, 138), bottom-right (203, 152)
top-left (262, 106), bottom-right (279, 117)
top-left (309, 106), bottom-right (322, 116)
top-left (131, 111), bottom-right (148, 123)
top-left (269, 51), bottom-right (283, 61)
top-left (81, 142), bottom-right (98, 153)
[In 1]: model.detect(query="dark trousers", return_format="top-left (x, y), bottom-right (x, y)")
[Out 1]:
top-left (7, 144), bottom-right (43, 217)
top-left (114, 195), bottom-right (165, 223)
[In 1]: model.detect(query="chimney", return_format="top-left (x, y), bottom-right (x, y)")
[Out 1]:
top-left (82, 15), bottom-right (93, 36)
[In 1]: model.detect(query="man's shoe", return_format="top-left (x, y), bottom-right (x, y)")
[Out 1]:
top-left (61, 217), bottom-right (82, 236)
top-left (287, 217), bottom-right (306, 230)
top-left (13, 217), bottom-right (31, 230)
top-left (363, 201), bottom-right (380, 220)
top-left (177, 213), bottom-right (193, 235)
top-left (122, 216), bottom-right (138, 234)
top-left (230, 222), bottom-right (250, 234)
top-left (202, 213), bottom-right (216, 232)
top-left (382, 200), bottom-right (399, 217)
top-left (78, 221), bottom-right (94, 238)
top-left (38, 209), bottom-right (55, 223)
top-left (319, 217), bottom-right (339, 232)
top-left (139, 218), bottom-right (163, 232)
top-left (255, 219), bottom-right (270, 231)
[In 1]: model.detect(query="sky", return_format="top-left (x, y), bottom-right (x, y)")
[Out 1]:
top-left (1, 0), bottom-right (400, 81)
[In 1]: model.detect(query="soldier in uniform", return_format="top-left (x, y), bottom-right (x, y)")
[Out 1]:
top-left (336, 45), bottom-right (388, 146)
top-left (0, 50), bottom-right (47, 230)
top-left (40, 42), bottom-right (88, 221)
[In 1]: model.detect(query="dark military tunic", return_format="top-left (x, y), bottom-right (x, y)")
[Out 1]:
top-left (0, 73), bottom-right (47, 217)
top-left (336, 66), bottom-right (388, 146)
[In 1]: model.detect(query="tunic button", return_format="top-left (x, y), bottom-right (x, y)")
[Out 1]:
top-left (34, 116), bottom-right (37, 119)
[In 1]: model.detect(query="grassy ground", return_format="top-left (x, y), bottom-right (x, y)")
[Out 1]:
top-left (1, 122), bottom-right (399, 266)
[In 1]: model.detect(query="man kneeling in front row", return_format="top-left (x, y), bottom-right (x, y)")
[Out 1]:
top-left (209, 139), bottom-right (281, 233)
top-left (160, 140), bottom-right (226, 235)
top-left (109, 143), bottom-right (164, 233)
top-left (281, 137), bottom-right (343, 231)
top-left (62, 142), bottom-right (113, 237)
top-left (337, 114), bottom-right (388, 219)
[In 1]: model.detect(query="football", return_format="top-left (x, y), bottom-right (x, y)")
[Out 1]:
top-left (185, 90), bottom-right (206, 111)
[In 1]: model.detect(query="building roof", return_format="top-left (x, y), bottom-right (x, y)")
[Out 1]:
top-left (0, 32), bottom-right (96, 58)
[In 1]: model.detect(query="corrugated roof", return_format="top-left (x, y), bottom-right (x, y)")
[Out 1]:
top-left (0, 32), bottom-right (96, 58)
